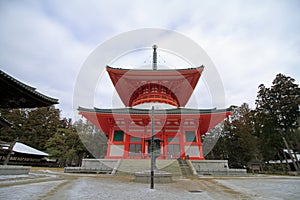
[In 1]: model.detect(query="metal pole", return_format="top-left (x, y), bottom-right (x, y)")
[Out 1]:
top-left (150, 106), bottom-right (154, 189)
top-left (150, 45), bottom-right (157, 189)
top-left (152, 45), bottom-right (157, 70)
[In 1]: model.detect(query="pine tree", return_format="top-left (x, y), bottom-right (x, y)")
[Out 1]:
top-left (75, 119), bottom-right (108, 159)
top-left (255, 73), bottom-right (299, 163)
top-left (207, 103), bottom-right (259, 168)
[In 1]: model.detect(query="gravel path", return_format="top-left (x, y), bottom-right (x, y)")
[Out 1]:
top-left (0, 170), bottom-right (299, 199)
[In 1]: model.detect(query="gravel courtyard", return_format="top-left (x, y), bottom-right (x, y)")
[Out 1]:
top-left (0, 169), bottom-right (299, 200)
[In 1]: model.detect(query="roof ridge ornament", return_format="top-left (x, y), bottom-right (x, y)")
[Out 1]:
top-left (152, 45), bottom-right (157, 70)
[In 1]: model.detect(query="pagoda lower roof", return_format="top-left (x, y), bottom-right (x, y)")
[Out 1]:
top-left (0, 70), bottom-right (58, 108)
top-left (78, 107), bottom-right (231, 135)
top-left (79, 107), bottom-right (231, 115)
top-left (106, 66), bottom-right (204, 107)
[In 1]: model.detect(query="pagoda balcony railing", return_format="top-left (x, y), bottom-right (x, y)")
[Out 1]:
top-left (129, 83), bottom-right (179, 107)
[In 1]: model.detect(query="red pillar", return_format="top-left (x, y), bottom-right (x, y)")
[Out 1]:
top-left (142, 126), bottom-right (147, 158)
top-left (197, 128), bottom-right (204, 160)
top-left (179, 126), bottom-right (185, 159)
top-left (105, 126), bottom-right (114, 158)
top-left (124, 120), bottom-right (130, 158)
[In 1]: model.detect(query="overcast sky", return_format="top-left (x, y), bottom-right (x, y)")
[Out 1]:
top-left (0, 0), bottom-right (299, 120)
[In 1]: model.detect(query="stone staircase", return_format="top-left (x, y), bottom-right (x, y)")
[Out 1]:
top-left (115, 159), bottom-right (182, 176)
top-left (178, 158), bottom-right (193, 176)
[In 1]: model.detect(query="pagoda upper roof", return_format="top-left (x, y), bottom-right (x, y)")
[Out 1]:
top-left (78, 106), bottom-right (231, 136)
top-left (0, 70), bottom-right (58, 108)
top-left (106, 66), bottom-right (204, 107)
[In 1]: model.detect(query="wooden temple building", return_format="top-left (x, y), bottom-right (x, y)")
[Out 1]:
top-left (0, 70), bottom-right (58, 109)
top-left (79, 46), bottom-right (231, 160)
top-left (0, 69), bottom-right (58, 167)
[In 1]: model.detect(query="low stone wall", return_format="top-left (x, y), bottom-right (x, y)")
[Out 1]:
top-left (192, 160), bottom-right (229, 171)
top-left (64, 167), bottom-right (112, 174)
top-left (81, 159), bottom-right (118, 169)
top-left (64, 159), bottom-right (119, 174)
top-left (191, 160), bottom-right (247, 176)
top-left (196, 169), bottom-right (247, 176)
top-left (0, 165), bottom-right (30, 175)
top-left (134, 170), bottom-right (173, 183)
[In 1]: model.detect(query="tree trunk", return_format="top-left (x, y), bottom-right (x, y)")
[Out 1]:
top-left (290, 143), bottom-right (300, 171)
top-left (282, 148), bottom-right (291, 171)
top-left (283, 137), bottom-right (299, 171)
top-left (3, 141), bottom-right (16, 165)
top-left (277, 152), bottom-right (286, 172)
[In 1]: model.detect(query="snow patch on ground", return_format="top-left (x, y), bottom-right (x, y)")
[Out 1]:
top-left (216, 177), bottom-right (300, 199)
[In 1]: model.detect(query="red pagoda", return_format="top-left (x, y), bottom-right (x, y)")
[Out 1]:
top-left (79, 45), bottom-right (231, 160)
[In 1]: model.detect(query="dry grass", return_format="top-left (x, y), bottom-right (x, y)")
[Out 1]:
top-left (30, 167), bottom-right (64, 172)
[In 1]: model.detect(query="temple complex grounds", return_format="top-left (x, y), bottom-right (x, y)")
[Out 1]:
top-left (0, 168), bottom-right (299, 199)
